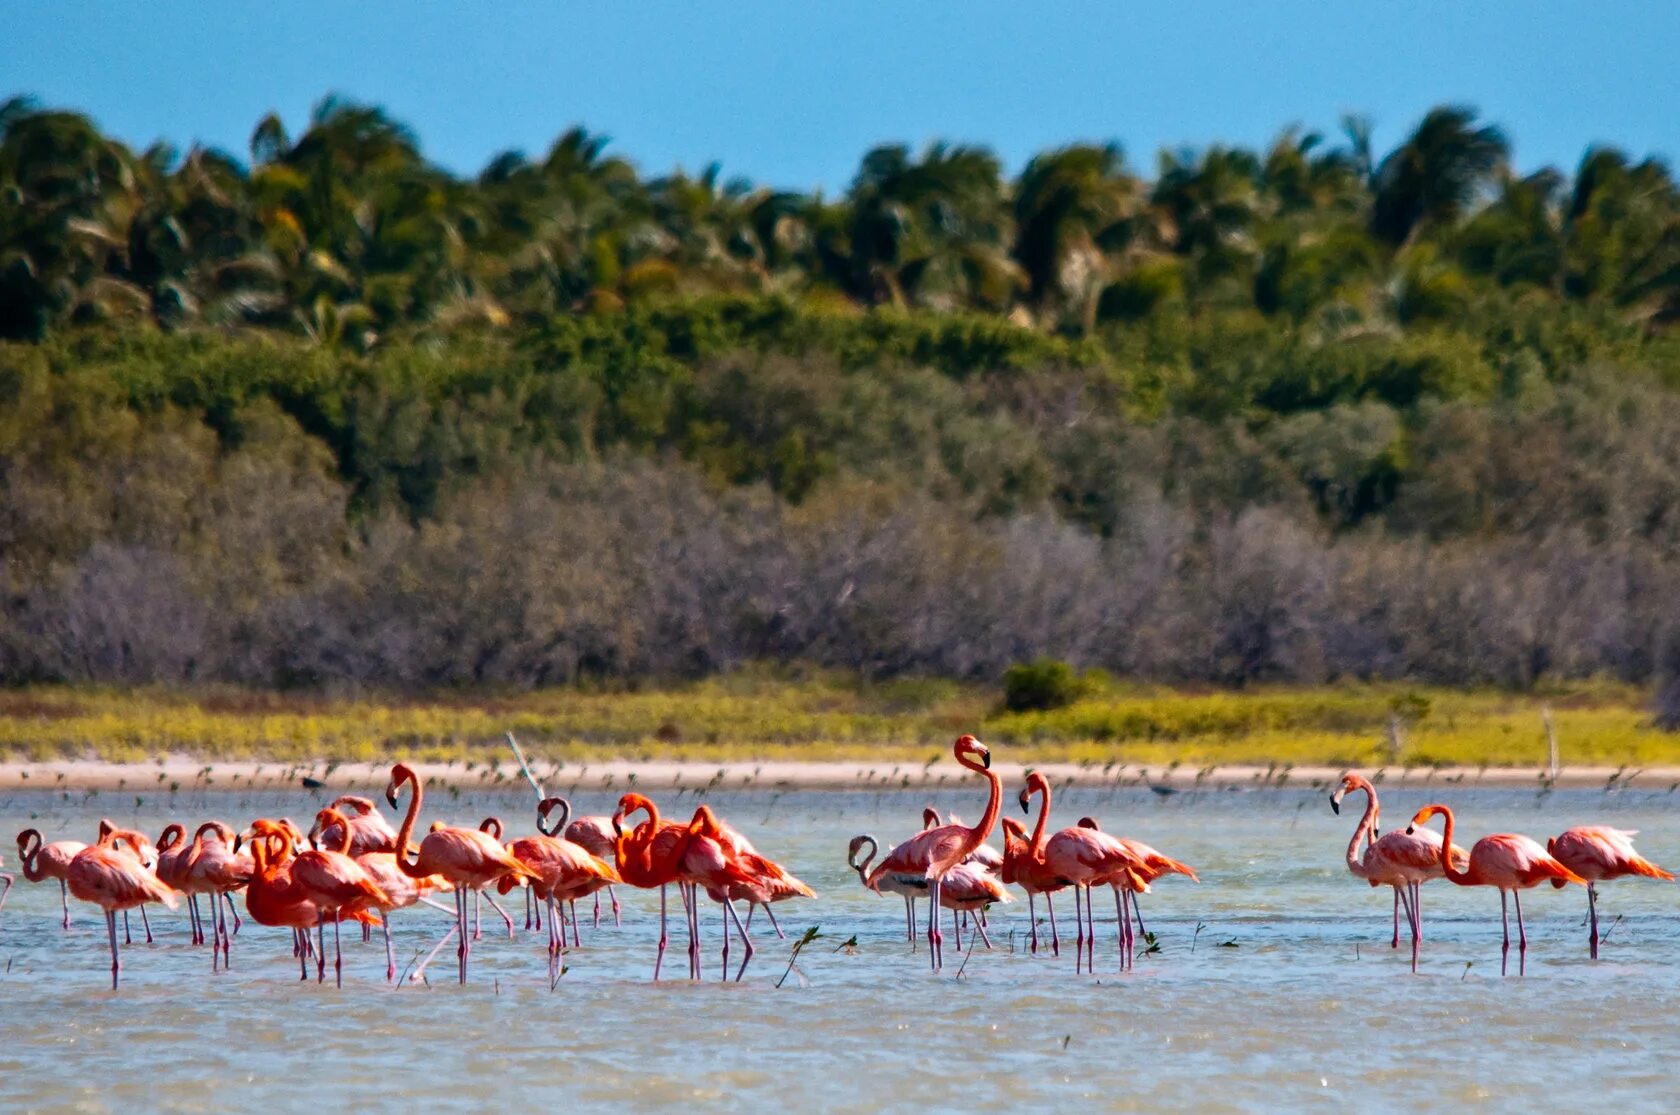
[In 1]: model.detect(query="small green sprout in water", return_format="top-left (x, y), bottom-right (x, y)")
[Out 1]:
top-left (1191, 921), bottom-right (1207, 952)
top-left (1462, 961), bottom-right (1473, 981)
top-left (1061, 1034), bottom-right (1072, 1051)
top-left (1218, 937), bottom-right (1239, 948)
top-left (777, 926), bottom-right (824, 988)
top-left (1140, 931), bottom-right (1161, 956)
top-left (831, 934), bottom-right (858, 955)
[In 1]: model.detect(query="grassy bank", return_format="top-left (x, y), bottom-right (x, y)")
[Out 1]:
top-left (0, 673), bottom-right (1672, 771)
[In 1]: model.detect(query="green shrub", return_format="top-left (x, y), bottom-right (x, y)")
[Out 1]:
top-left (1002, 659), bottom-right (1094, 713)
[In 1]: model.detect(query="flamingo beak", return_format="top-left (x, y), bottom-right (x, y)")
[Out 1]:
top-left (980, 749), bottom-right (991, 770)
top-left (1329, 794), bottom-right (1341, 816)
top-left (1405, 824), bottom-right (1416, 835)
top-left (384, 785), bottom-right (399, 808)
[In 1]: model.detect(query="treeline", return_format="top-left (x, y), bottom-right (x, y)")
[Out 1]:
top-left (3, 95), bottom-right (1680, 698)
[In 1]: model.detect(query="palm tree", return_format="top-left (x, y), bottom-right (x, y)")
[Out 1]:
top-left (1371, 106), bottom-right (1509, 246)
top-left (1011, 142), bottom-right (1142, 331)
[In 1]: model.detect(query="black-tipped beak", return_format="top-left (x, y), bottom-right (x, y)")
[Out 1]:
top-left (612, 820), bottom-right (623, 838)
top-left (384, 787), bottom-right (398, 808)
top-left (1405, 824), bottom-right (1415, 835)
top-left (981, 751), bottom-right (991, 770)
top-left (1329, 795), bottom-right (1340, 815)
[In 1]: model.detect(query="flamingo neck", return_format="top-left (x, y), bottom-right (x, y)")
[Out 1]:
top-left (1028, 780), bottom-right (1051, 855)
top-left (957, 753), bottom-right (1002, 854)
top-left (19, 832), bottom-right (44, 882)
top-left (321, 809), bottom-right (353, 855)
top-left (392, 770), bottom-right (427, 877)
top-left (1435, 808), bottom-right (1473, 884)
top-left (851, 838), bottom-right (876, 885)
top-left (1345, 785), bottom-right (1378, 878)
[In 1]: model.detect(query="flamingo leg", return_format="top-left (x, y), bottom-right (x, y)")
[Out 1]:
top-left (458, 888), bottom-right (471, 985)
top-left (1113, 887), bottom-right (1128, 971)
top-left (653, 884), bottom-right (668, 981)
top-left (611, 885), bottom-right (621, 926)
top-left (1588, 882), bottom-right (1600, 960)
top-left (535, 889), bottom-right (544, 933)
top-left (570, 899), bottom-right (581, 948)
top-left (524, 886), bottom-right (534, 932)
top-left (764, 903), bottom-right (785, 940)
top-left (1133, 893), bottom-right (1147, 939)
top-left (316, 910), bottom-right (328, 983)
top-left (1072, 886), bottom-right (1085, 973)
top-left (123, 910), bottom-right (132, 945)
top-left (1391, 886), bottom-right (1402, 949)
top-left (225, 891), bottom-right (242, 935)
top-left (1047, 892), bottom-right (1060, 957)
top-left (60, 879), bottom-right (70, 929)
top-left (410, 921), bottom-right (459, 983)
top-left (106, 909), bottom-right (120, 990)
top-left (1027, 892), bottom-right (1039, 954)
top-left (333, 911), bottom-right (345, 988)
top-left (1085, 886), bottom-right (1097, 974)
top-left (1514, 890), bottom-right (1527, 976)
top-left (188, 894), bottom-right (201, 945)
top-left (1500, 889), bottom-right (1511, 977)
top-left (723, 896), bottom-right (755, 981)
top-left (927, 879), bottom-right (944, 970)
top-left (950, 903), bottom-right (962, 952)
top-left (974, 907), bottom-right (995, 949)
top-left (592, 890), bottom-right (601, 929)
top-left (1405, 883), bottom-right (1421, 973)
top-left (384, 911), bottom-right (396, 982)
top-left (139, 904), bottom-right (153, 944)
top-left (689, 885), bottom-right (703, 980)
top-left (0, 873), bottom-right (11, 920)
top-left (484, 891), bottom-right (515, 939)
top-left (210, 894), bottom-right (222, 972)
top-left (473, 889), bottom-right (482, 941)
top-left (297, 928), bottom-right (309, 980)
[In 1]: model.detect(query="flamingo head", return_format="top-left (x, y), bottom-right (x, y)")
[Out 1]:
top-left (331, 795), bottom-right (376, 816)
top-left (1018, 769), bottom-right (1048, 814)
top-left (1406, 803), bottom-right (1447, 835)
top-left (921, 805), bottom-right (941, 829)
top-left (309, 808), bottom-right (351, 850)
top-left (1329, 771), bottom-right (1367, 815)
top-left (385, 763), bottom-right (416, 808)
top-left (954, 734), bottom-right (990, 770)
top-left (1077, 816), bottom-right (1101, 830)
top-left (17, 828), bottom-right (40, 858)
top-left (846, 834), bottom-right (877, 868)
top-left (612, 793), bottom-right (654, 837)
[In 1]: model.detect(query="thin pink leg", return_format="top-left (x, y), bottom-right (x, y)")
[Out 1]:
top-left (106, 909), bottom-right (120, 990)
top-left (974, 908), bottom-right (994, 949)
top-left (950, 904), bottom-right (962, 952)
top-left (570, 900), bottom-right (581, 948)
top-left (1027, 892), bottom-right (1039, 953)
top-left (1391, 886), bottom-right (1402, 948)
top-left (1500, 889), bottom-right (1511, 977)
top-left (60, 880), bottom-right (70, 929)
top-left (139, 904), bottom-right (153, 944)
top-left (1514, 890), bottom-right (1527, 977)
top-left (1047, 892), bottom-right (1060, 956)
top-left (653, 884), bottom-right (668, 981)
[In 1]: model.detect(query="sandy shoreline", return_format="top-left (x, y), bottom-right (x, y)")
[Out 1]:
top-left (0, 757), bottom-right (1670, 794)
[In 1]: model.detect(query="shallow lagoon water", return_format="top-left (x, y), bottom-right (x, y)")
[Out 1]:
top-left (3, 781), bottom-right (1680, 1112)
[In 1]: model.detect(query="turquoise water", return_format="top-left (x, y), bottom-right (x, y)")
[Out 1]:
top-left (3, 783), bottom-right (1679, 1112)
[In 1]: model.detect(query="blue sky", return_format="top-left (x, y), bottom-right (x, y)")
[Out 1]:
top-left (5, 2), bottom-right (1674, 190)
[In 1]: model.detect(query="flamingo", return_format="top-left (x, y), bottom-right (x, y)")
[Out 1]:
top-left (1073, 816), bottom-right (1198, 942)
top-left (182, 821), bottom-right (254, 971)
top-left (93, 820), bottom-right (160, 945)
top-left (295, 808), bottom-right (392, 986)
top-left (385, 763), bottom-right (537, 985)
top-left (686, 804), bottom-right (815, 943)
top-left (66, 827), bottom-right (178, 988)
top-left (1330, 772), bottom-right (1465, 972)
top-left (612, 793), bottom-right (704, 980)
top-left (237, 819), bottom-right (376, 980)
top-left (315, 795), bottom-right (398, 857)
top-left (348, 846), bottom-right (453, 982)
top-left (1019, 772), bottom-right (1150, 973)
top-left (499, 797), bottom-right (621, 969)
top-left (17, 829), bottom-right (88, 928)
top-left (1546, 826), bottom-right (1675, 959)
top-left (849, 834), bottom-right (926, 942)
top-left (1407, 804), bottom-right (1586, 975)
top-left (564, 813), bottom-right (623, 927)
top-left (1000, 816), bottom-right (1066, 956)
top-left (676, 804), bottom-right (772, 981)
top-left (865, 735), bottom-right (1001, 971)
top-left (934, 861), bottom-right (1011, 951)
top-left (923, 806), bottom-right (1004, 872)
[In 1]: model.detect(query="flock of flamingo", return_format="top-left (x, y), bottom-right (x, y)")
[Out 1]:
top-left (0, 737), bottom-right (1674, 988)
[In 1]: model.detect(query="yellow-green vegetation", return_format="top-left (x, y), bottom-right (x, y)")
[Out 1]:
top-left (0, 674), bottom-right (1673, 769)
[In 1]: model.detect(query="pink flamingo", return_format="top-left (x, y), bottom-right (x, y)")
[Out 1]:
top-left (315, 795), bottom-right (398, 857)
top-left (564, 814), bottom-right (623, 927)
top-left (934, 861), bottom-right (1011, 951)
top-left (1547, 826), bottom-right (1674, 958)
top-left (865, 735), bottom-right (1001, 971)
top-left (848, 834), bottom-right (925, 941)
top-left (500, 797), bottom-right (622, 967)
top-left (17, 829), bottom-right (88, 928)
top-left (1074, 815), bottom-right (1198, 946)
top-left (1001, 816), bottom-right (1067, 955)
top-left (183, 821), bottom-right (254, 971)
top-left (687, 804), bottom-right (815, 941)
top-left (1330, 772), bottom-right (1465, 973)
top-left (1021, 773), bottom-right (1149, 973)
top-left (1408, 804), bottom-right (1586, 975)
top-left (385, 763), bottom-right (537, 985)
top-left (296, 807), bottom-right (392, 987)
top-left (66, 827), bottom-right (178, 988)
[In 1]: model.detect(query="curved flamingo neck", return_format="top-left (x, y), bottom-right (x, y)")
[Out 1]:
top-left (850, 837), bottom-right (877, 884)
top-left (1344, 784), bottom-right (1378, 878)
top-left (1433, 807), bottom-right (1473, 884)
top-left (19, 831), bottom-right (44, 881)
top-left (391, 769), bottom-right (428, 877)
top-left (319, 809), bottom-right (353, 855)
top-left (158, 824), bottom-right (185, 853)
top-left (1027, 778), bottom-right (1051, 855)
top-left (956, 752), bottom-right (1001, 853)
